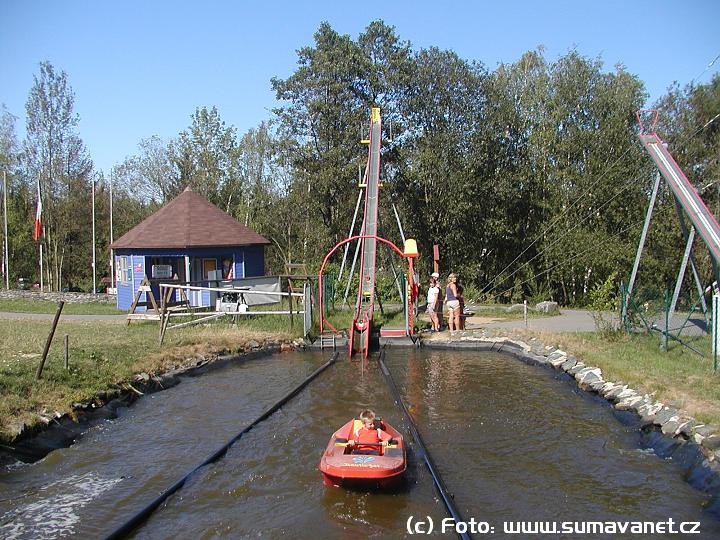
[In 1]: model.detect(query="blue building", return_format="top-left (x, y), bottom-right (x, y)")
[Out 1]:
top-left (110, 187), bottom-right (270, 311)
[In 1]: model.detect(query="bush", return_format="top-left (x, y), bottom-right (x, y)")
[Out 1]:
top-left (588, 272), bottom-right (622, 338)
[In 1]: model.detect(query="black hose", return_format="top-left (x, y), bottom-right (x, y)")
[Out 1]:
top-left (103, 352), bottom-right (339, 540)
top-left (378, 350), bottom-right (472, 540)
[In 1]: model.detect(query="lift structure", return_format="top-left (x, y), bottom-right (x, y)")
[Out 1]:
top-left (318, 107), bottom-right (418, 358)
top-left (622, 110), bottom-right (720, 353)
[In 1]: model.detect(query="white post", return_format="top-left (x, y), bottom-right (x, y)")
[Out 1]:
top-left (392, 203), bottom-right (406, 244)
top-left (92, 176), bottom-right (96, 294)
top-left (2, 171), bottom-right (8, 289)
top-left (109, 177), bottom-right (114, 287)
top-left (524, 299), bottom-right (528, 328)
top-left (714, 294), bottom-right (719, 371)
top-left (40, 242), bottom-right (44, 291)
top-left (185, 255), bottom-right (191, 304)
top-left (337, 188), bottom-right (363, 283)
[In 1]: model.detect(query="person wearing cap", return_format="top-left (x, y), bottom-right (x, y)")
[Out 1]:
top-left (445, 273), bottom-right (461, 332)
top-left (426, 276), bottom-right (441, 331)
top-left (431, 272), bottom-right (444, 329)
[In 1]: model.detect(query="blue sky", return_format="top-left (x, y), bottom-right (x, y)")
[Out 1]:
top-left (1, 1), bottom-right (718, 175)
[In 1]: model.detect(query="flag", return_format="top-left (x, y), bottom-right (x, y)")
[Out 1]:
top-left (33, 180), bottom-right (42, 241)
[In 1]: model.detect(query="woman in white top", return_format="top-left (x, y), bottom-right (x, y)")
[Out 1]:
top-left (426, 277), bottom-right (440, 331)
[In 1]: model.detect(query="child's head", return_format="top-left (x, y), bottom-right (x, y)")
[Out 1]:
top-left (359, 409), bottom-right (376, 426)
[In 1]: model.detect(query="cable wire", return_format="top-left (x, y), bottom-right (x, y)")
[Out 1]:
top-left (483, 107), bottom-right (720, 298)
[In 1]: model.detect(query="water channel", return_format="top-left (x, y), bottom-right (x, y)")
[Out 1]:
top-left (1, 348), bottom-right (718, 539)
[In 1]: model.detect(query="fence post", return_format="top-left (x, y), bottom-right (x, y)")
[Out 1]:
top-left (524, 300), bottom-right (528, 328)
top-left (288, 279), bottom-right (294, 330)
top-left (64, 334), bottom-right (69, 369)
top-left (36, 301), bottom-right (65, 380)
top-left (303, 281), bottom-right (312, 337)
top-left (713, 294), bottom-right (719, 371)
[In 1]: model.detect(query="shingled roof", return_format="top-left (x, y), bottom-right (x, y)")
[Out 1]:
top-left (111, 188), bottom-right (270, 249)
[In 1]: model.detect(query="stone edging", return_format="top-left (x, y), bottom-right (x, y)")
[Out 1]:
top-left (422, 334), bottom-right (720, 502)
top-left (1, 339), bottom-right (303, 465)
top-left (0, 289), bottom-right (114, 304)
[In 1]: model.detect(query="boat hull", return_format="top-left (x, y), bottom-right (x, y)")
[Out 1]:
top-left (319, 419), bottom-right (406, 489)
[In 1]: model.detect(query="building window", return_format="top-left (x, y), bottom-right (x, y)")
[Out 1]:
top-left (117, 256), bottom-right (130, 284)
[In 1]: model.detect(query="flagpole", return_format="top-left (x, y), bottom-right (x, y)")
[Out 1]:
top-left (36, 176), bottom-right (43, 291)
top-left (92, 175), bottom-right (96, 294)
top-left (109, 177), bottom-right (114, 288)
top-left (2, 171), bottom-right (8, 290)
top-left (40, 243), bottom-right (43, 291)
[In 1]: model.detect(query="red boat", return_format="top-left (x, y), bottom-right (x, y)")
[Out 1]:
top-left (319, 418), bottom-right (407, 488)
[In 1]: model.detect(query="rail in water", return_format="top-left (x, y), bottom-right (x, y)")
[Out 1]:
top-left (101, 348), bottom-right (472, 540)
top-left (378, 348), bottom-right (473, 540)
top-left (103, 352), bottom-right (339, 540)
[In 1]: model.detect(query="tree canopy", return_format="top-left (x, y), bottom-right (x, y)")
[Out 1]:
top-left (2, 23), bottom-right (719, 305)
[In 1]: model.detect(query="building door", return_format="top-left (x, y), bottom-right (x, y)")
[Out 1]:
top-left (203, 258), bottom-right (217, 279)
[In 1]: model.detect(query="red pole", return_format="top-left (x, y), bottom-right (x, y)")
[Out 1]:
top-left (407, 258), bottom-right (415, 335)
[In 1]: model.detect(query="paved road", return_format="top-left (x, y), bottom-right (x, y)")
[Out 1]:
top-left (473, 308), bottom-right (707, 336)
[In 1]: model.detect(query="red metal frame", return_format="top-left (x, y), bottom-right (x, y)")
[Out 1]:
top-left (318, 234), bottom-right (406, 335)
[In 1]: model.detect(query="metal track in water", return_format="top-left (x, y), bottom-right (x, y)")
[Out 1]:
top-left (378, 349), bottom-right (473, 540)
top-left (104, 352), bottom-right (339, 540)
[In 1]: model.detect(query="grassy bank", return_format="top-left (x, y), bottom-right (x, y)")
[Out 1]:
top-left (0, 298), bottom-right (122, 315)
top-left (0, 316), bottom-right (297, 442)
top-left (522, 330), bottom-right (720, 425)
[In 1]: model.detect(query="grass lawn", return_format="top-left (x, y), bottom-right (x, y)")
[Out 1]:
top-left (523, 329), bottom-right (720, 425)
top-left (0, 315), bottom-right (298, 442)
top-left (0, 298), bottom-right (123, 315)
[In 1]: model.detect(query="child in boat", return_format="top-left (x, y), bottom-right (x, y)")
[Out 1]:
top-left (348, 409), bottom-right (391, 455)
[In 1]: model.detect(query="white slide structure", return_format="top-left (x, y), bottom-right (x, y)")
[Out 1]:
top-left (638, 111), bottom-right (720, 264)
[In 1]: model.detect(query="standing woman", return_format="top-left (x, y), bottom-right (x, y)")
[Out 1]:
top-left (445, 273), bottom-right (461, 332)
top-left (426, 277), bottom-right (440, 331)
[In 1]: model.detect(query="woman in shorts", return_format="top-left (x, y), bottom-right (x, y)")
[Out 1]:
top-left (445, 273), bottom-right (461, 332)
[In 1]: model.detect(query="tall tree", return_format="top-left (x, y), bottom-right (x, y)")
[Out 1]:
top-left (271, 22), bottom-right (368, 261)
top-left (112, 135), bottom-right (177, 204)
top-left (1, 105), bottom-right (35, 286)
top-left (23, 61), bottom-right (94, 290)
top-left (169, 106), bottom-right (239, 208)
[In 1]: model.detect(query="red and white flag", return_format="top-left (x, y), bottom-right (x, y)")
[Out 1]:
top-left (33, 180), bottom-right (42, 241)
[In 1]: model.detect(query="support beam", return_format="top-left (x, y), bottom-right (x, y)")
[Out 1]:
top-left (669, 227), bottom-right (695, 322)
top-left (674, 197), bottom-right (710, 324)
top-left (622, 172), bottom-right (661, 324)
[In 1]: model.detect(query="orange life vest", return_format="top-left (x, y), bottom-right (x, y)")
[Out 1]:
top-left (354, 426), bottom-right (390, 452)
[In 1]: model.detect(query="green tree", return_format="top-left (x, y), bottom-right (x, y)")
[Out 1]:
top-left (22, 61), bottom-right (94, 290)
top-left (271, 22), bottom-right (369, 262)
top-left (170, 106), bottom-right (240, 208)
top-left (112, 135), bottom-right (177, 204)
